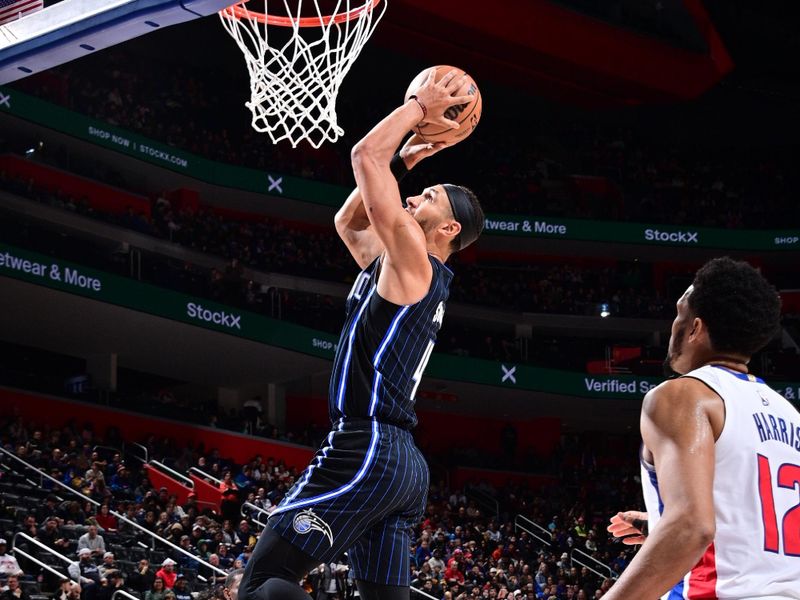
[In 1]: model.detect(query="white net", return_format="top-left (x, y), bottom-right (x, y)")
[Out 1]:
top-left (219, 0), bottom-right (387, 148)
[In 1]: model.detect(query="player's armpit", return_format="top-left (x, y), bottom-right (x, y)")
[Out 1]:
top-left (350, 153), bottom-right (432, 303)
top-left (334, 188), bottom-right (385, 269)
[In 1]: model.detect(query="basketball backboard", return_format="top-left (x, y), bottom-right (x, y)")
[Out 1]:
top-left (0, 0), bottom-right (236, 85)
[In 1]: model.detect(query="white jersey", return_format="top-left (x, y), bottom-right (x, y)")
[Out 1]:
top-left (642, 365), bottom-right (800, 600)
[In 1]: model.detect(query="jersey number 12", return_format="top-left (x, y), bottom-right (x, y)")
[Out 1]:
top-left (757, 454), bottom-right (800, 556)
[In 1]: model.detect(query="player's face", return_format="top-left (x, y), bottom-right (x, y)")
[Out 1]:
top-left (664, 285), bottom-right (694, 376)
top-left (406, 185), bottom-right (453, 235)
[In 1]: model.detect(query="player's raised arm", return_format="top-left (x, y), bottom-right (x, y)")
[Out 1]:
top-left (350, 70), bottom-right (471, 302)
top-left (603, 378), bottom-right (718, 600)
top-left (335, 137), bottom-right (449, 270)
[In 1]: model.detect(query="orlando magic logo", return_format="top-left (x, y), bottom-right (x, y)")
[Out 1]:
top-left (292, 509), bottom-right (334, 547)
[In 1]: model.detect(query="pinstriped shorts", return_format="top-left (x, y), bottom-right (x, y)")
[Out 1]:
top-left (266, 419), bottom-right (429, 586)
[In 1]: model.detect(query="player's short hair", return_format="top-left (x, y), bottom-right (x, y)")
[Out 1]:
top-left (688, 257), bottom-right (781, 357)
top-left (447, 185), bottom-right (484, 253)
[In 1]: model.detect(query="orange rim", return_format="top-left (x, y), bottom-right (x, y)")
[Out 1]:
top-left (221, 0), bottom-right (381, 27)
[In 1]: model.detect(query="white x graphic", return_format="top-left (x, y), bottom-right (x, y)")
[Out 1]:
top-left (0, 93), bottom-right (10, 109)
top-left (501, 364), bottom-right (517, 384)
top-left (267, 175), bottom-right (283, 194)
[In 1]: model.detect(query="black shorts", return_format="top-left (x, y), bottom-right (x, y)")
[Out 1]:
top-left (267, 419), bottom-right (429, 586)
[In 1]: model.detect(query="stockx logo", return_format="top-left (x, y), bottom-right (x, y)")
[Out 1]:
top-left (186, 302), bottom-right (242, 329)
top-left (0, 92), bottom-right (11, 109)
top-left (644, 228), bottom-right (699, 244)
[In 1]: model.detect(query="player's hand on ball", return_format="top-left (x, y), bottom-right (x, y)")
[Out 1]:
top-left (413, 69), bottom-right (474, 129)
top-left (607, 510), bottom-right (648, 544)
top-left (399, 134), bottom-right (449, 169)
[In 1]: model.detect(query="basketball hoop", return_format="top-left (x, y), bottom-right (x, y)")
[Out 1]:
top-left (219, 0), bottom-right (386, 148)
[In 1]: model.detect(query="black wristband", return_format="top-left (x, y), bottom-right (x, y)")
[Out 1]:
top-left (390, 152), bottom-right (409, 182)
top-left (632, 518), bottom-right (648, 537)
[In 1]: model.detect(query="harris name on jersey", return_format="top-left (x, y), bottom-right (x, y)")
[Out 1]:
top-left (752, 410), bottom-right (800, 451)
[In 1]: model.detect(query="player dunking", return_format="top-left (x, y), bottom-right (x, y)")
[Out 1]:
top-left (606, 257), bottom-right (800, 599)
top-left (237, 72), bottom-right (484, 600)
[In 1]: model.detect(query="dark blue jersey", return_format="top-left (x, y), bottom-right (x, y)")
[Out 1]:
top-left (328, 254), bottom-right (452, 429)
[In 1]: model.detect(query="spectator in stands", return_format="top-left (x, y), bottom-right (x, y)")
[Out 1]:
top-left (109, 466), bottom-right (132, 497)
top-left (215, 544), bottom-right (233, 570)
top-left (77, 525), bottom-right (105, 557)
top-left (155, 559), bottom-right (177, 590)
top-left (204, 555), bottom-right (226, 586)
top-left (37, 495), bottom-right (60, 523)
top-left (428, 549), bottom-right (445, 573)
top-left (0, 540), bottom-right (21, 577)
top-left (156, 488), bottom-right (170, 511)
top-left (233, 521), bottom-right (253, 549)
top-left (252, 488), bottom-right (272, 514)
top-left (219, 491), bottom-right (240, 524)
top-left (128, 559), bottom-right (156, 595)
top-left (233, 467), bottom-right (252, 490)
top-left (144, 578), bottom-right (166, 600)
top-left (171, 575), bottom-right (191, 600)
top-left (68, 548), bottom-right (101, 600)
top-left (57, 581), bottom-right (81, 600)
top-left (176, 536), bottom-right (200, 572)
top-left (60, 501), bottom-right (86, 526)
top-left (166, 500), bottom-right (186, 523)
top-left (164, 523), bottom-right (183, 546)
top-left (17, 516), bottom-right (37, 540)
top-left (98, 552), bottom-right (118, 579)
top-left (308, 562), bottom-right (348, 600)
top-left (134, 478), bottom-right (152, 501)
top-left (95, 505), bottom-right (118, 532)
top-left (36, 517), bottom-right (70, 552)
top-left (104, 454), bottom-right (123, 478)
top-left (222, 569), bottom-right (244, 600)
top-left (84, 462), bottom-right (103, 485)
top-left (98, 571), bottom-right (125, 600)
top-left (218, 472), bottom-right (237, 495)
top-left (0, 574), bottom-right (30, 600)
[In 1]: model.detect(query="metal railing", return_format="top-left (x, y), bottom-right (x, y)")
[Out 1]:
top-left (130, 443), bottom-right (149, 464)
top-left (112, 589), bottom-right (144, 600)
top-left (92, 445), bottom-right (123, 458)
top-left (241, 501), bottom-right (270, 529)
top-left (188, 467), bottom-right (223, 486)
top-left (0, 446), bottom-right (227, 577)
top-left (514, 514), bottom-right (552, 546)
top-left (571, 547), bottom-right (618, 581)
top-left (467, 486), bottom-right (500, 519)
top-left (149, 460), bottom-right (194, 487)
top-left (513, 515), bottom-right (616, 581)
top-left (409, 583), bottom-right (439, 600)
top-left (11, 532), bottom-right (71, 582)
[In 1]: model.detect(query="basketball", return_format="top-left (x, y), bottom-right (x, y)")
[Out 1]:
top-left (404, 65), bottom-right (482, 145)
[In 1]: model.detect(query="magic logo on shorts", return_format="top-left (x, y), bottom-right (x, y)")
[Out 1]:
top-left (292, 509), bottom-right (334, 546)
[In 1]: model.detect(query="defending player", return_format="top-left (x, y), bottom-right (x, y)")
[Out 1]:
top-left (237, 71), bottom-right (484, 600)
top-left (606, 257), bottom-right (799, 599)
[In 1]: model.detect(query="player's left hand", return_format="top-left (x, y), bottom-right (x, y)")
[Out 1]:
top-left (399, 134), bottom-right (450, 170)
top-left (414, 68), bottom-right (474, 129)
top-left (607, 510), bottom-right (648, 544)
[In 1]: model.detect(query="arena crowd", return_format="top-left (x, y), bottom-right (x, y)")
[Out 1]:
top-left (1, 413), bottom-right (639, 600)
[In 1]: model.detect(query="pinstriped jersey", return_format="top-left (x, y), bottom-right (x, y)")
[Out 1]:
top-left (642, 365), bottom-right (800, 600)
top-left (329, 255), bottom-right (452, 429)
